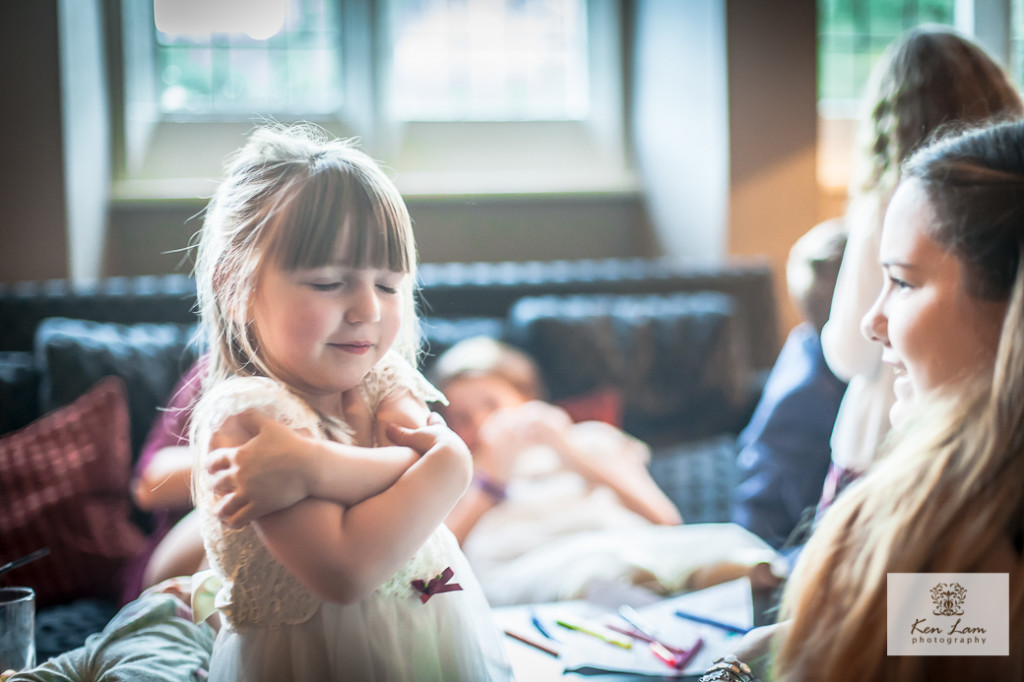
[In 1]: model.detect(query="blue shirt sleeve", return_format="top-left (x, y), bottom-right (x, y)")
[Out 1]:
top-left (730, 324), bottom-right (846, 549)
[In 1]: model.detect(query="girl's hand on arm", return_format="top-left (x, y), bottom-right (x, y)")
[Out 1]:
top-left (373, 390), bottom-right (432, 446)
top-left (384, 418), bottom-right (473, 496)
top-left (206, 410), bottom-right (311, 528)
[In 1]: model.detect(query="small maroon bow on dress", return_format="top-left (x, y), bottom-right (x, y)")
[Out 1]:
top-left (411, 567), bottom-right (463, 604)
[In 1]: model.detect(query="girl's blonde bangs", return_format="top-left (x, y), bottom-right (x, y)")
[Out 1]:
top-left (267, 163), bottom-right (414, 274)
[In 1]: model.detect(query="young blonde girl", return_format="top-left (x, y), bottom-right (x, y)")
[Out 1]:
top-left (190, 124), bottom-right (512, 681)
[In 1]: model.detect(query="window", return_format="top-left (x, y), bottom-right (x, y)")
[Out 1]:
top-left (388, 0), bottom-right (588, 121)
top-left (152, 0), bottom-right (586, 121)
top-left (115, 0), bottom-right (628, 197)
top-left (154, 0), bottom-right (342, 115)
top-left (817, 0), bottom-right (954, 105)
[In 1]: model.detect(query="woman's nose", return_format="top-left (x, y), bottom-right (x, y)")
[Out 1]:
top-left (861, 293), bottom-right (887, 344)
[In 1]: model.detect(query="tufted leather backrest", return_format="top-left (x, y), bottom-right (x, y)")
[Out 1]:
top-left (417, 258), bottom-right (779, 371)
top-left (503, 292), bottom-right (752, 447)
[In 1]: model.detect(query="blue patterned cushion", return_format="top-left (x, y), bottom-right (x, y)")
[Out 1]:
top-left (648, 435), bottom-right (740, 524)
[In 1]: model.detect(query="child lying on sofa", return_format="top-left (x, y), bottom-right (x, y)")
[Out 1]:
top-left (432, 336), bottom-right (778, 605)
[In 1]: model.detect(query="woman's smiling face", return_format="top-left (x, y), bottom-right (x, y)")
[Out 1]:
top-left (861, 180), bottom-right (1007, 427)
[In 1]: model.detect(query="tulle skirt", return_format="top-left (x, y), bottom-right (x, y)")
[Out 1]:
top-left (208, 550), bottom-right (513, 681)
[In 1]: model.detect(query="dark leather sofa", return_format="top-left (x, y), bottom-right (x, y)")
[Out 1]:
top-left (0, 256), bottom-right (779, 659)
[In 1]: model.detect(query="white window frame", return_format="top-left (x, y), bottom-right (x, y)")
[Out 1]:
top-left (111, 0), bottom-right (634, 201)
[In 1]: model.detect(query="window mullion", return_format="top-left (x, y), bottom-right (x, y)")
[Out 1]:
top-left (339, 0), bottom-right (382, 151)
top-left (955, 0), bottom-right (1012, 68)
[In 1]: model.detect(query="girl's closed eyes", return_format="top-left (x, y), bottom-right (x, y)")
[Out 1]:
top-left (299, 266), bottom-right (404, 291)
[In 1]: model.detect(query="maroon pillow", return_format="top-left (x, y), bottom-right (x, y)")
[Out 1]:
top-left (0, 377), bottom-right (145, 606)
top-left (555, 386), bottom-right (624, 427)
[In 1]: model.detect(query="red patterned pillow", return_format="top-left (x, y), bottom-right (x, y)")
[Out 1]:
top-left (0, 377), bottom-right (145, 606)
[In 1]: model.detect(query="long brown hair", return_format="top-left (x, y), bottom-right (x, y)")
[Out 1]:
top-left (845, 26), bottom-right (1024, 250)
top-left (775, 121), bottom-right (1024, 680)
top-left (850, 25), bottom-right (1023, 203)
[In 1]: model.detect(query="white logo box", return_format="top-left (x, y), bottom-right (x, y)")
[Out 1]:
top-left (887, 573), bottom-right (1008, 656)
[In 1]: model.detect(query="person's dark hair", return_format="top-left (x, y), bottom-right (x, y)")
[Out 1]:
top-left (903, 119), bottom-right (1024, 301)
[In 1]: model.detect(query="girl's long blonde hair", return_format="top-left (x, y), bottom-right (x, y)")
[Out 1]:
top-left (193, 123), bottom-right (421, 394)
top-left (775, 121), bottom-right (1024, 680)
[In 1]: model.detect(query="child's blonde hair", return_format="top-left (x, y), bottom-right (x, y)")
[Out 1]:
top-left (194, 123), bottom-right (420, 390)
top-left (430, 336), bottom-right (545, 401)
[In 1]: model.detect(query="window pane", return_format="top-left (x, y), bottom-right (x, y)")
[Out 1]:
top-left (818, 0), bottom-right (954, 101)
top-left (389, 0), bottom-right (589, 121)
top-left (153, 0), bottom-right (341, 115)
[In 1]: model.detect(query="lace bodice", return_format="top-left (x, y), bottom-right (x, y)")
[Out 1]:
top-left (194, 352), bottom-right (451, 630)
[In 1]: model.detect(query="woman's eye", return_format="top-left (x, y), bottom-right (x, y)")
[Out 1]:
top-left (888, 275), bottom-right (911, 290)
top-left (376, 284), bottom-right (398, 294)
top-left (309, 281), bottom-right (342, 291)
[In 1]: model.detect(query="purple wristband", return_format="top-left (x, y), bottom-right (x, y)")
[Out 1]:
top-left (473, 473), bottom-right (507, 502)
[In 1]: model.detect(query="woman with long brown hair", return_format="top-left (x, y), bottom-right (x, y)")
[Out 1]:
top-left (819, 25), bottom-right (1024, 509)
top-left (705, 118), bottom-right (1024, 682)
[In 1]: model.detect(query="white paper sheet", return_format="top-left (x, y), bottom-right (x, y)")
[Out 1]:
top-left (495, 578), bottom-right (756, 679)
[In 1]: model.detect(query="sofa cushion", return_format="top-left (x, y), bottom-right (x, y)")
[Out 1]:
top-left (0, 274), bottom-right (198, 353)
top-left (0, 351), bottom-right (39, 435)
top-left (504, 292), bottom-right (752, 447)
top-left (35, 318), bottom-right (201, 461)
top-left (0, 377), bottom-right (146, 607)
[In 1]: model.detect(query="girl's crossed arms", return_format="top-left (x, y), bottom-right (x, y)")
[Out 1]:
top-left (204, 387), bottom-right (472, 604)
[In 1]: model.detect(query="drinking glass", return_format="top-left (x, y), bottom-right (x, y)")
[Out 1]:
top-left (0, 587), bottom-right (35, 673)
